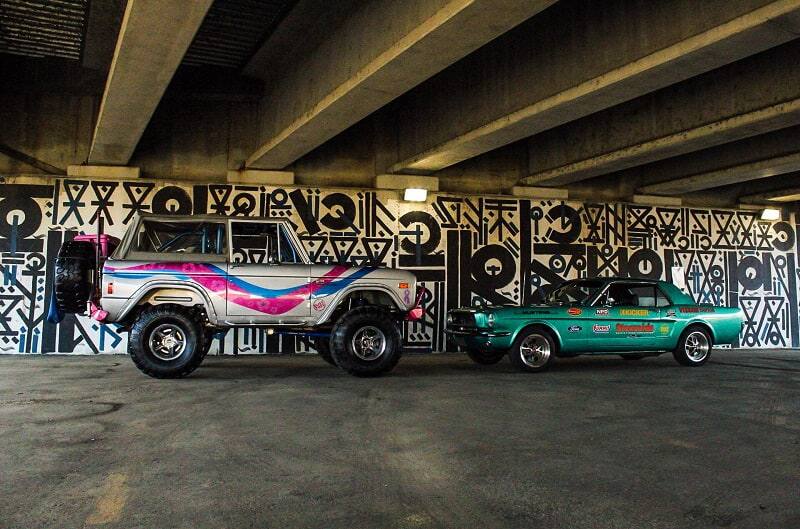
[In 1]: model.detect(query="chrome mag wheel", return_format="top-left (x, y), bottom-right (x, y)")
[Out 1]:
top-left (351, 326), bottom-right (387, 361)
top-left (685, 331), bottom-right (710, 362)
top-left (148, 323), bottom-right (187, 361)
top-left (519, 333), bottom-right (551, 368)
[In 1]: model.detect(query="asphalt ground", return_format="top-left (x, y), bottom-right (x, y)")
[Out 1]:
top-left (1, 349), bottom-right (798, 529)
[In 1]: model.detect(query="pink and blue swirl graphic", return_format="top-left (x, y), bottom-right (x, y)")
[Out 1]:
top-left (104, 263), bottom-right (375, 315)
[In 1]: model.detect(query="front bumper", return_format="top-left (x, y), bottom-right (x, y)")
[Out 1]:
top-left (444, 328), bottom-right (511, 338)
top-left (444, 327), bottom-right (512, 351)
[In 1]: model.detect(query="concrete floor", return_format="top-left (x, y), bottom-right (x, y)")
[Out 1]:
top-left (0, 350), bottom-right (798, 529)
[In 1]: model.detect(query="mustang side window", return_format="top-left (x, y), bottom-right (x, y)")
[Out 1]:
top-left (133, 220), bottom-right (226, 256)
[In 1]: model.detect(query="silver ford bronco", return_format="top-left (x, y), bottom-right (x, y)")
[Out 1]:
top-left (51, 214), bottom-right (423, 378)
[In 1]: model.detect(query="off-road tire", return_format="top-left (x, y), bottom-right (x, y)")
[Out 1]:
top-left (54, 240), bottom-right (96, 313)
top-left (466, 349), bottom-right (506, 365)
top-left (330, 307), bottom-right (402, 376)
top-left (673, 326), bottom-right (712, 366)
top-left (202, 329), bottom-right (214, 359)
top-left (128, 306), bottom-right (203, 378)
top-left (314, 336), bottom-right (337, 366)
top-left (508, 327), bottom-right (556, 373)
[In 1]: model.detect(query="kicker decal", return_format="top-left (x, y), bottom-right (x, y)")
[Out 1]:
top-left (619, 308), bottom-right (650, 316)
top-left (616, 323), bottom-right (654, 334)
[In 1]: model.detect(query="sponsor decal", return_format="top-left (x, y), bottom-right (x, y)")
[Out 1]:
top-left (403, 289), bottom-right (411, 304)
top-left (595, 308), bottom-right (609, 316)
top-left (593, 324), bottom-right (610, 333)
top-left (312, 298), bottom-right (326, 311)
top-left (666, 310), bottom-right (676, 317)
top-left (568, 307), bottom-right (582, 316)
top-left (619, 308), bottom-right (650, 316)
top-left (659, 325), bottom-right (669, 334)
top-left (568, 325), bottom-right (582, 333)
top-left (616, 323), bottom-right (654, 334)
top-left (679, 306), bottom-right (716, 313)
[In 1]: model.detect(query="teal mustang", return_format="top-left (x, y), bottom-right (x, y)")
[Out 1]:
top-left (445, 277), bottom-right (744, 372)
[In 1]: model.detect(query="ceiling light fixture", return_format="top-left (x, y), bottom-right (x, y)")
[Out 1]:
top-left (404, 188), bottom-right (428, 202)
top-left (760, 208), bottom-right (781, 221)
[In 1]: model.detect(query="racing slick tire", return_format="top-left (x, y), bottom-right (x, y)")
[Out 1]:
top-left (466, 349), bottom-right (506, 365)
top-left (128, 306), bottom-right (204, 378)
top-left (53, 240), bottom-right (96, 313)
top-left (673, 326), bottom-right (712, 367)
top-left (508, 327), bottom-right (556, 373)
top-left (330, 307), bottom-right (402, 376)
top-left (314, 336), bottom-right (337, 366)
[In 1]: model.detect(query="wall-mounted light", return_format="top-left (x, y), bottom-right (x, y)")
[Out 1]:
top-left (404, 188), bottom-right (428, 202)
top-left (760, 208), bottom-right (781, 221)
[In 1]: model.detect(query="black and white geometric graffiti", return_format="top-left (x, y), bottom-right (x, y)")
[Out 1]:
top-left (0, 175), bottom-right (797, 354)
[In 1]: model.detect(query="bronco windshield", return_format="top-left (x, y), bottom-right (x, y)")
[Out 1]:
top-left (545, 280), bottom-right (604, 305)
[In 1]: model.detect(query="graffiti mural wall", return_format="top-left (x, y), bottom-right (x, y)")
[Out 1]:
top-left (0, 175), bottom-right (797, 354)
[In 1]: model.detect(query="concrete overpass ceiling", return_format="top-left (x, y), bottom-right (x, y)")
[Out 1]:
top-left (380, 0), bottom-right (800, 185)
top-left (181, 0), bottom-right (297, 70)
top-left (0, 0), bottom-right (89, 61)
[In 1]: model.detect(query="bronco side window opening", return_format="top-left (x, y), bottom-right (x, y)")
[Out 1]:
top-left (130, 220), bottom-right (226, 258)
top-left (230, 221), bottom-right (305, 265)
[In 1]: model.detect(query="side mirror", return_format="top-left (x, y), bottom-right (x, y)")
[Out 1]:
top-left (605, 296), bottom-right (615, 307)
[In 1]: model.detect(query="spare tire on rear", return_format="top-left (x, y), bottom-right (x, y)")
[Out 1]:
top-left (54, 240), bottom-right (96, 314)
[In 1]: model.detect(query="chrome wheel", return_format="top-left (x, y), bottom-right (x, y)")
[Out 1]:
top-left (148, 323), bottom-right (187, 361)
top-left (519, 333), bottom-right (551, 368)
top-left (684, 331), bottom-right (710, 362)
top-left (351, 326), bottom-right (387, 361)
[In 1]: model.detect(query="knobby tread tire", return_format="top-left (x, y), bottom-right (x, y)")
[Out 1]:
top-left (330, 307), bottom-right (402, 376)
top-left (315, 336), bottom-right (337, 366)
top-left (54, 240), bottom-right (96, 313)
top-left (128, 305), bottom-right (203, 379)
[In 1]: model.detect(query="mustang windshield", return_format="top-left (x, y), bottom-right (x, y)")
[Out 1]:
top-left (545, 280), bottom-right (604, 305)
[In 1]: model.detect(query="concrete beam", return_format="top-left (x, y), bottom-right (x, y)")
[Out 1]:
top-left (510, 186), bottom-right (568, 200)
top-left (245, 0), bottom-right (555, 170)
top-left (631, 195), bottom-right (682, 207)
top-left (390, 0), bottom-right (800, 174)
top-left (67, 165), bottom-right (140, 179)
top-left (523, 39), bottom-right (800, 187)
top-left (227, 170), bottom-right (294, 186)
top-left (375, 174), bottom-right (439, 192)
top-left (88, 0), bottom-right (213, 165)
top-left (740, 184), bottom-right (800, 203)
top-left (638, 152), bottom-right (800, 195)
